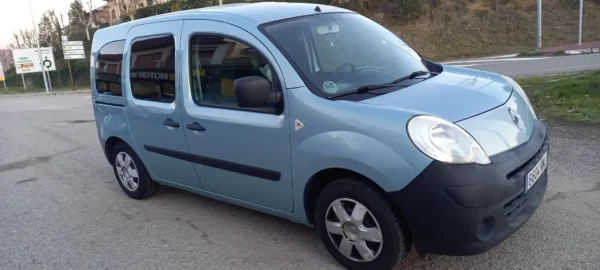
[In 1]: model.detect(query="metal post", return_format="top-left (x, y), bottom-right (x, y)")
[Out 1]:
top-left (3, 80), bottom-right (6, 90)
top-left (67, 59), bottom-right (75, 90)
top-left (46, 68), bottom-right (53, 91)
top-left (579, 0), bottom-right (583, 46)
top-left (28, 0), bottom-right (50, 94)
top-left (537, 0), bottom-right (542, 48)
top-left (21, 74), bottom-right (27, 91)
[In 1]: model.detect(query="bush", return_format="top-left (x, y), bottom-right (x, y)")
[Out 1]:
top-left (135, 0), bottom-right (217, 19)
top-left (395, 0), bottom-right (424, 22)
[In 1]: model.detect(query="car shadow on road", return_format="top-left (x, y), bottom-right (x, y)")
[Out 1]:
top-left (145, 185), bottom-right (342, 268)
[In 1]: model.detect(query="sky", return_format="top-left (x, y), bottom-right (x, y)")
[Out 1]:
top-left (0, 0), bottom-right (106, 48)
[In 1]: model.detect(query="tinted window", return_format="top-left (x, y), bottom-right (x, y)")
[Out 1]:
top-left (189, 35), bottom-right (274, 111)
top-left (96, 40), bottom-right (125, 96)
top-left (130, 35), bottom-right (176, 103)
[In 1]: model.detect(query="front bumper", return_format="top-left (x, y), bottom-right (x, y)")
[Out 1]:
top-left (390, 120), bottom-right (549, 256)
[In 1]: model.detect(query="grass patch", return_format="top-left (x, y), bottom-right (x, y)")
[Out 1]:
top-left (0, 87), bottom-right (76, 95)
top-left (516, 71), bottom-right (600, 124)
top-left (517, 49), bottom-right (567, 57)
top-left (0, 87), bottom-right (46, 94)
top-left (517, 49), bottom-right (543, 57)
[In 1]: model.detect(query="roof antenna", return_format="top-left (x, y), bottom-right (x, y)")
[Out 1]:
top-left (314, 6), bottom-right (321, 12)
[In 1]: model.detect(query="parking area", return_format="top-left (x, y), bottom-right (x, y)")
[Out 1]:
top-left (1, 93), bottom-right (599, 269)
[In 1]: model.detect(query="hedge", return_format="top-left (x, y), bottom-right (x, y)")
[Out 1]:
top-left (136, 0), bottom-right (219, 19)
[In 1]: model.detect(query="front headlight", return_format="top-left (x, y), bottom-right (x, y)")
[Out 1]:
top-left (407, 115), bottom-right (491, 165)
top-left (502, 75), bottom-right (537, 119)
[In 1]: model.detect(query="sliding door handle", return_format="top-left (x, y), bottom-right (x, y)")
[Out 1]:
top-left (163, 118), bottom-right (180, 128)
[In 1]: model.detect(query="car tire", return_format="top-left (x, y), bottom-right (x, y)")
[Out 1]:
top-left (111, 142), bottom-right (158, 200)
top-left (315, 178), bottom-right (411, 270)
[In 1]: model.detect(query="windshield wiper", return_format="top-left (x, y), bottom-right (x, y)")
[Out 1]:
top-left (327, 83), bottom-right (395, 99)
top-left (392, 70), bottom-right (430, 84)
top-left (328, 70), bottom-right (432, 100)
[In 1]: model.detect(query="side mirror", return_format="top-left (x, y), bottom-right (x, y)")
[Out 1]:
top-left (234, 76), bottom-right (281, 108)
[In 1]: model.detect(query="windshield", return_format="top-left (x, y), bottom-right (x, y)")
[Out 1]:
top-left (262, 13), bottom-right (428, 97)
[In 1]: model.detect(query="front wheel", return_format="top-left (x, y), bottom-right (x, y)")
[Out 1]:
top-left (315, 178), bottom-right (411, 270)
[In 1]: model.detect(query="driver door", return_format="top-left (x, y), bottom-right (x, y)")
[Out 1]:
top-left (179, 20), bottom-right (294, 213)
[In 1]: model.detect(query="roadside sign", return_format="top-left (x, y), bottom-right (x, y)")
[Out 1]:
top-left (12, 47), bottom-right (56, 74)
top-left (62, 41), bottom-right (83, 46)
top-left (63, 45), bottom-right (84, 51)
top-left (0, 61), bottom-right (5, 81)
top-left (62, 40), bottom-right (86, 60)
top-left (65, 50), bottom-right (86, 55)
top-left (65, 54), bottom-right (86, 60)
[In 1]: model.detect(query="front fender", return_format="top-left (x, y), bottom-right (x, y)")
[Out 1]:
top-left (290, 130), bottom-right (432, 224)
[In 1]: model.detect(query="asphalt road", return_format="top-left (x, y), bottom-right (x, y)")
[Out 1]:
top-left (1, 93), bottom-right (600, 270)
top-left (444, 53), bottom-right (600, 78)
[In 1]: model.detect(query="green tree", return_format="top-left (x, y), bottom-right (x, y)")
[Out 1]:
top-left (68, 0), bottom-right (96, 40)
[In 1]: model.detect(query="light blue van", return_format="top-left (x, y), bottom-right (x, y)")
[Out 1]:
top-left (91, 3), bottom-right (549, 269)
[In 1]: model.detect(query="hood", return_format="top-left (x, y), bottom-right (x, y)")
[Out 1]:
top-left (360, 66), bottom-right (513, 122)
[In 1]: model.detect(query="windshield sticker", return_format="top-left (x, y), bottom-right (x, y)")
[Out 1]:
top-left (322, 81), bottom-right (338, 94)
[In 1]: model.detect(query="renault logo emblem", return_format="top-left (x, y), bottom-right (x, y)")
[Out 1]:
top-left (508, 108), bottom-right (520, 125)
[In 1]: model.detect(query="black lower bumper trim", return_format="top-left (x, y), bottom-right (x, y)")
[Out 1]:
top-left (390, 120), bottom-right (549, 256)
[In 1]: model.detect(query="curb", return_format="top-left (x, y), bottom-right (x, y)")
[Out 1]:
top-left (565, 48), bottom-right (600, 55)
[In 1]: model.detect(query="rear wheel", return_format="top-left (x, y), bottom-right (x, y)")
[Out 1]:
top-left (315, 178), bottom-right (410, 270)
top-left (111, 142), bottom-right (158, 199)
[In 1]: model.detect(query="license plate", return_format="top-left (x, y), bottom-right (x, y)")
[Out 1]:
top-left (525, 151), bottom-right (548, 192)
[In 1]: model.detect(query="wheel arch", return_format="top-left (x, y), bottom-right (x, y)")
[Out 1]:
top-left (303, 168), bottom-right (409, 229)
top-left (104, 136), bottom-right (129, 165)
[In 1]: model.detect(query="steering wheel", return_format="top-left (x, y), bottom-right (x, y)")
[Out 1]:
top-left (332, 62), bottom-right (356, 82)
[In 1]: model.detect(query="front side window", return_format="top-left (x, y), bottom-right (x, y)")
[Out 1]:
top-left (262, 13), bottom-right (428, 97)
top-left (96, 40), bottom-right (125, 96)
top-left (130, 35), bottom-right (176, 103)
top-left (189, 35), bottom-right (275, 112)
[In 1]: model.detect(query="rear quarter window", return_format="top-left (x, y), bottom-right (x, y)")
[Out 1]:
top-left (95, 40), bottom-right (125, 96)
top-left (129, 35), bottom-right (176, 103)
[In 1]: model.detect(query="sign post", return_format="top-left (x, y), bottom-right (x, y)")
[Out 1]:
top-left (21, 74), bottom-right (26, 91)
top-left (67, 60), bottom-right (74, 90)
top-left (62, 40), bottom-right (85, 91)
top-left (578, 0), bottom-right (583, 46)
top-left (28, 0), bottom-right (50, 94)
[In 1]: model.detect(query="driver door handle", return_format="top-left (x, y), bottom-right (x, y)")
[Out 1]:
top-left (186, 122), bottom-right (206, 132)
top-left (163, 118), bottom-right (180, 128)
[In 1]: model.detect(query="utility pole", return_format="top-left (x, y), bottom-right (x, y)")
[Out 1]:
top-left (28, 0), bottom-right (50, 94)
top-left (537, 0), bottom-right (542, 48)
top-left (578, 0), bottom-right (583, 46)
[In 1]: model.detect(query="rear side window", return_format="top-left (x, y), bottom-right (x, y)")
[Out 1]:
top-left (129, 35), bottom-right (176, 103)
top-left (96, 40), bottom-right (125, 96)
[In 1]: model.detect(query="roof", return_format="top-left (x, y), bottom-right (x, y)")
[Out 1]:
top-left (133, 2), bottom-right (351, 25)
top-left (93, 4), bottom-right (109, 11)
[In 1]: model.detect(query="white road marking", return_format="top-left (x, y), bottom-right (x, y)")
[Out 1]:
top-left (515, 64), bottom-right (600, 74)
top-left (453, 64), bottom-right (480, 67)
top-left (442, 57), bottom-right (551, 65)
